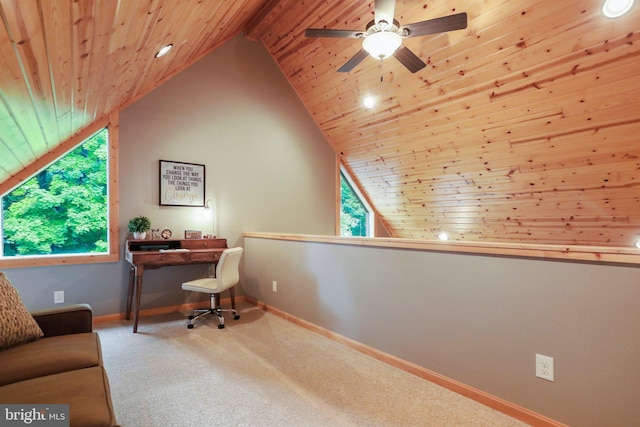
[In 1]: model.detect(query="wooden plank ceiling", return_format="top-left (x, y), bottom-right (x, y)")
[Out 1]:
top-left (1, 0), bottom-right (639, 248)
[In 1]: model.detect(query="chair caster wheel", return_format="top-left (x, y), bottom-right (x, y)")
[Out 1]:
top-left (218, 324), bottom-right (225, 329)
top-left (234, 315), bottom-right (240, 320)
top-left (187, 324), bottom-right (194, 329)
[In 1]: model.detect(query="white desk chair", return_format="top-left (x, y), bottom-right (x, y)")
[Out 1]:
top-left (181, 247), bottom-right (243, 329)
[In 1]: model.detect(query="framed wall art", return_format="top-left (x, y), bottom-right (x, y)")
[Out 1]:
top-left (159, 160), bottom-right (205, 207)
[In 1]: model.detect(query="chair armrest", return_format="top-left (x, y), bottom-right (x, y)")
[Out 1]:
top-left (31, 303), bottom-right (93, 337)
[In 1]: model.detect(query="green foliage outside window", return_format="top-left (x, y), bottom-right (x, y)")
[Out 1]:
top-left (2, 128), bottom-right (109, 256)
top-left (340, 171), bottom-right (368, 236)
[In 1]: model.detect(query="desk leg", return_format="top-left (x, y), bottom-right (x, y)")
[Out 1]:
top-left (132, 265), bottom-right (144, 333)
top-left (126, 266), bottom-right (135, 320)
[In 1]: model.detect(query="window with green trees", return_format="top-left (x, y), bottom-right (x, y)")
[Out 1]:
top-left (340, 169), bottom-right (372, 237)
top-left (1, 128), bottom-right (109, 257)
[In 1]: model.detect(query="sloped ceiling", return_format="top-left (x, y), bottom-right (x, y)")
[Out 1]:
top-left (1, 0), bottom-right (640, 248)
top-left (0, 0), bottom-right (266, 186)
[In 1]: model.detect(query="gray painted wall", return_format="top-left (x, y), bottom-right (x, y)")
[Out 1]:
top-left (5, 35), bottom-right (336, 316)
top-left (243, 237), bottom-right (640, 427)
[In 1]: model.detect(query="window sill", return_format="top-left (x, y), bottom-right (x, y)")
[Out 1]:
top-left (0, 253), bottom-right (119, 269)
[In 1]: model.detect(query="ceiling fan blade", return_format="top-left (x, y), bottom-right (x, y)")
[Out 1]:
top-left (393, 45), bottom-right (426, 73)
top-left (374, 0), bottom-right (396, 24)
top-left (401, 12), bottom-right (467, 38)
top-left (338, 49), bottom-right (369, 72)
top-left (305, 28), bottom-right (363, 38)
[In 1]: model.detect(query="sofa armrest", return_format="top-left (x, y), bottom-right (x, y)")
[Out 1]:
top-left (31, 303), bottom-right (93, 337)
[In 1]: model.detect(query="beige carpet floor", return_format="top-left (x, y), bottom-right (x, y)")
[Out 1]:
top-left (96, 302), bottom-right (529, 426)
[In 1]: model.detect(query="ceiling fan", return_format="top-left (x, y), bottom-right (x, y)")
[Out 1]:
top-left (305, 0), bottom-right (467, 73)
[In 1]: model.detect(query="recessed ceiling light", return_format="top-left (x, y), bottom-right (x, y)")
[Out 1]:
top-left (155, 44), bottom-right (173, 58)
top-left (438, 232), bottom-right (449, 241)
top-left (635, 240), bottom-right (640, 249)
top-left (363, 96), bottom-right (375, 109)
top-left (602, 0), bottom-right (634, 17)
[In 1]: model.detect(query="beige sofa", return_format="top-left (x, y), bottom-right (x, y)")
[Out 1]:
top-left (0, 295), bottom-right (118, 427)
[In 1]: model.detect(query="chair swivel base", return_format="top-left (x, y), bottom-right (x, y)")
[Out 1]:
top-left (187, 307), bottom-right (240, 329)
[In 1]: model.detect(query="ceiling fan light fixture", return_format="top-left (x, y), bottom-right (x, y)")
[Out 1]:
top-left (602, 0), bottom-right (634, 17)
top-left (362, 31), bottom-right (402, 60)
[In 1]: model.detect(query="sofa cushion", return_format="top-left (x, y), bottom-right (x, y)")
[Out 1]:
top-left (0, 332), bottom-right (102, 386)
top-left (0, 366), bottom-right (118, 427)
top-left (0, 272), bottom-right (43, 351)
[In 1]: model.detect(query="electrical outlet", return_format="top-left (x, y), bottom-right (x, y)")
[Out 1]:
top-left (54, 290), bottom-right (64, 304)
top-left (536, 354), bottom-right (554, 382)
top-left (272, 281), bottom-right (277, 292)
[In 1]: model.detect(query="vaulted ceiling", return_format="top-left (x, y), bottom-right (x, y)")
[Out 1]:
top-left (1, 0), bottom-right (639, 248)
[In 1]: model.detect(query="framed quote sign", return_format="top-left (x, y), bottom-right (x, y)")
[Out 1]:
top-left (159, 160), bottom-right (205, 207)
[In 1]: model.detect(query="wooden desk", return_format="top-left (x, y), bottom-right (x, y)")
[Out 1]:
top-left (125, 238), bottom-right (227, 332)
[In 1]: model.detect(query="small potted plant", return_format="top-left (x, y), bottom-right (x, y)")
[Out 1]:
top-left (128, 216), bottom-right (151, 240)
